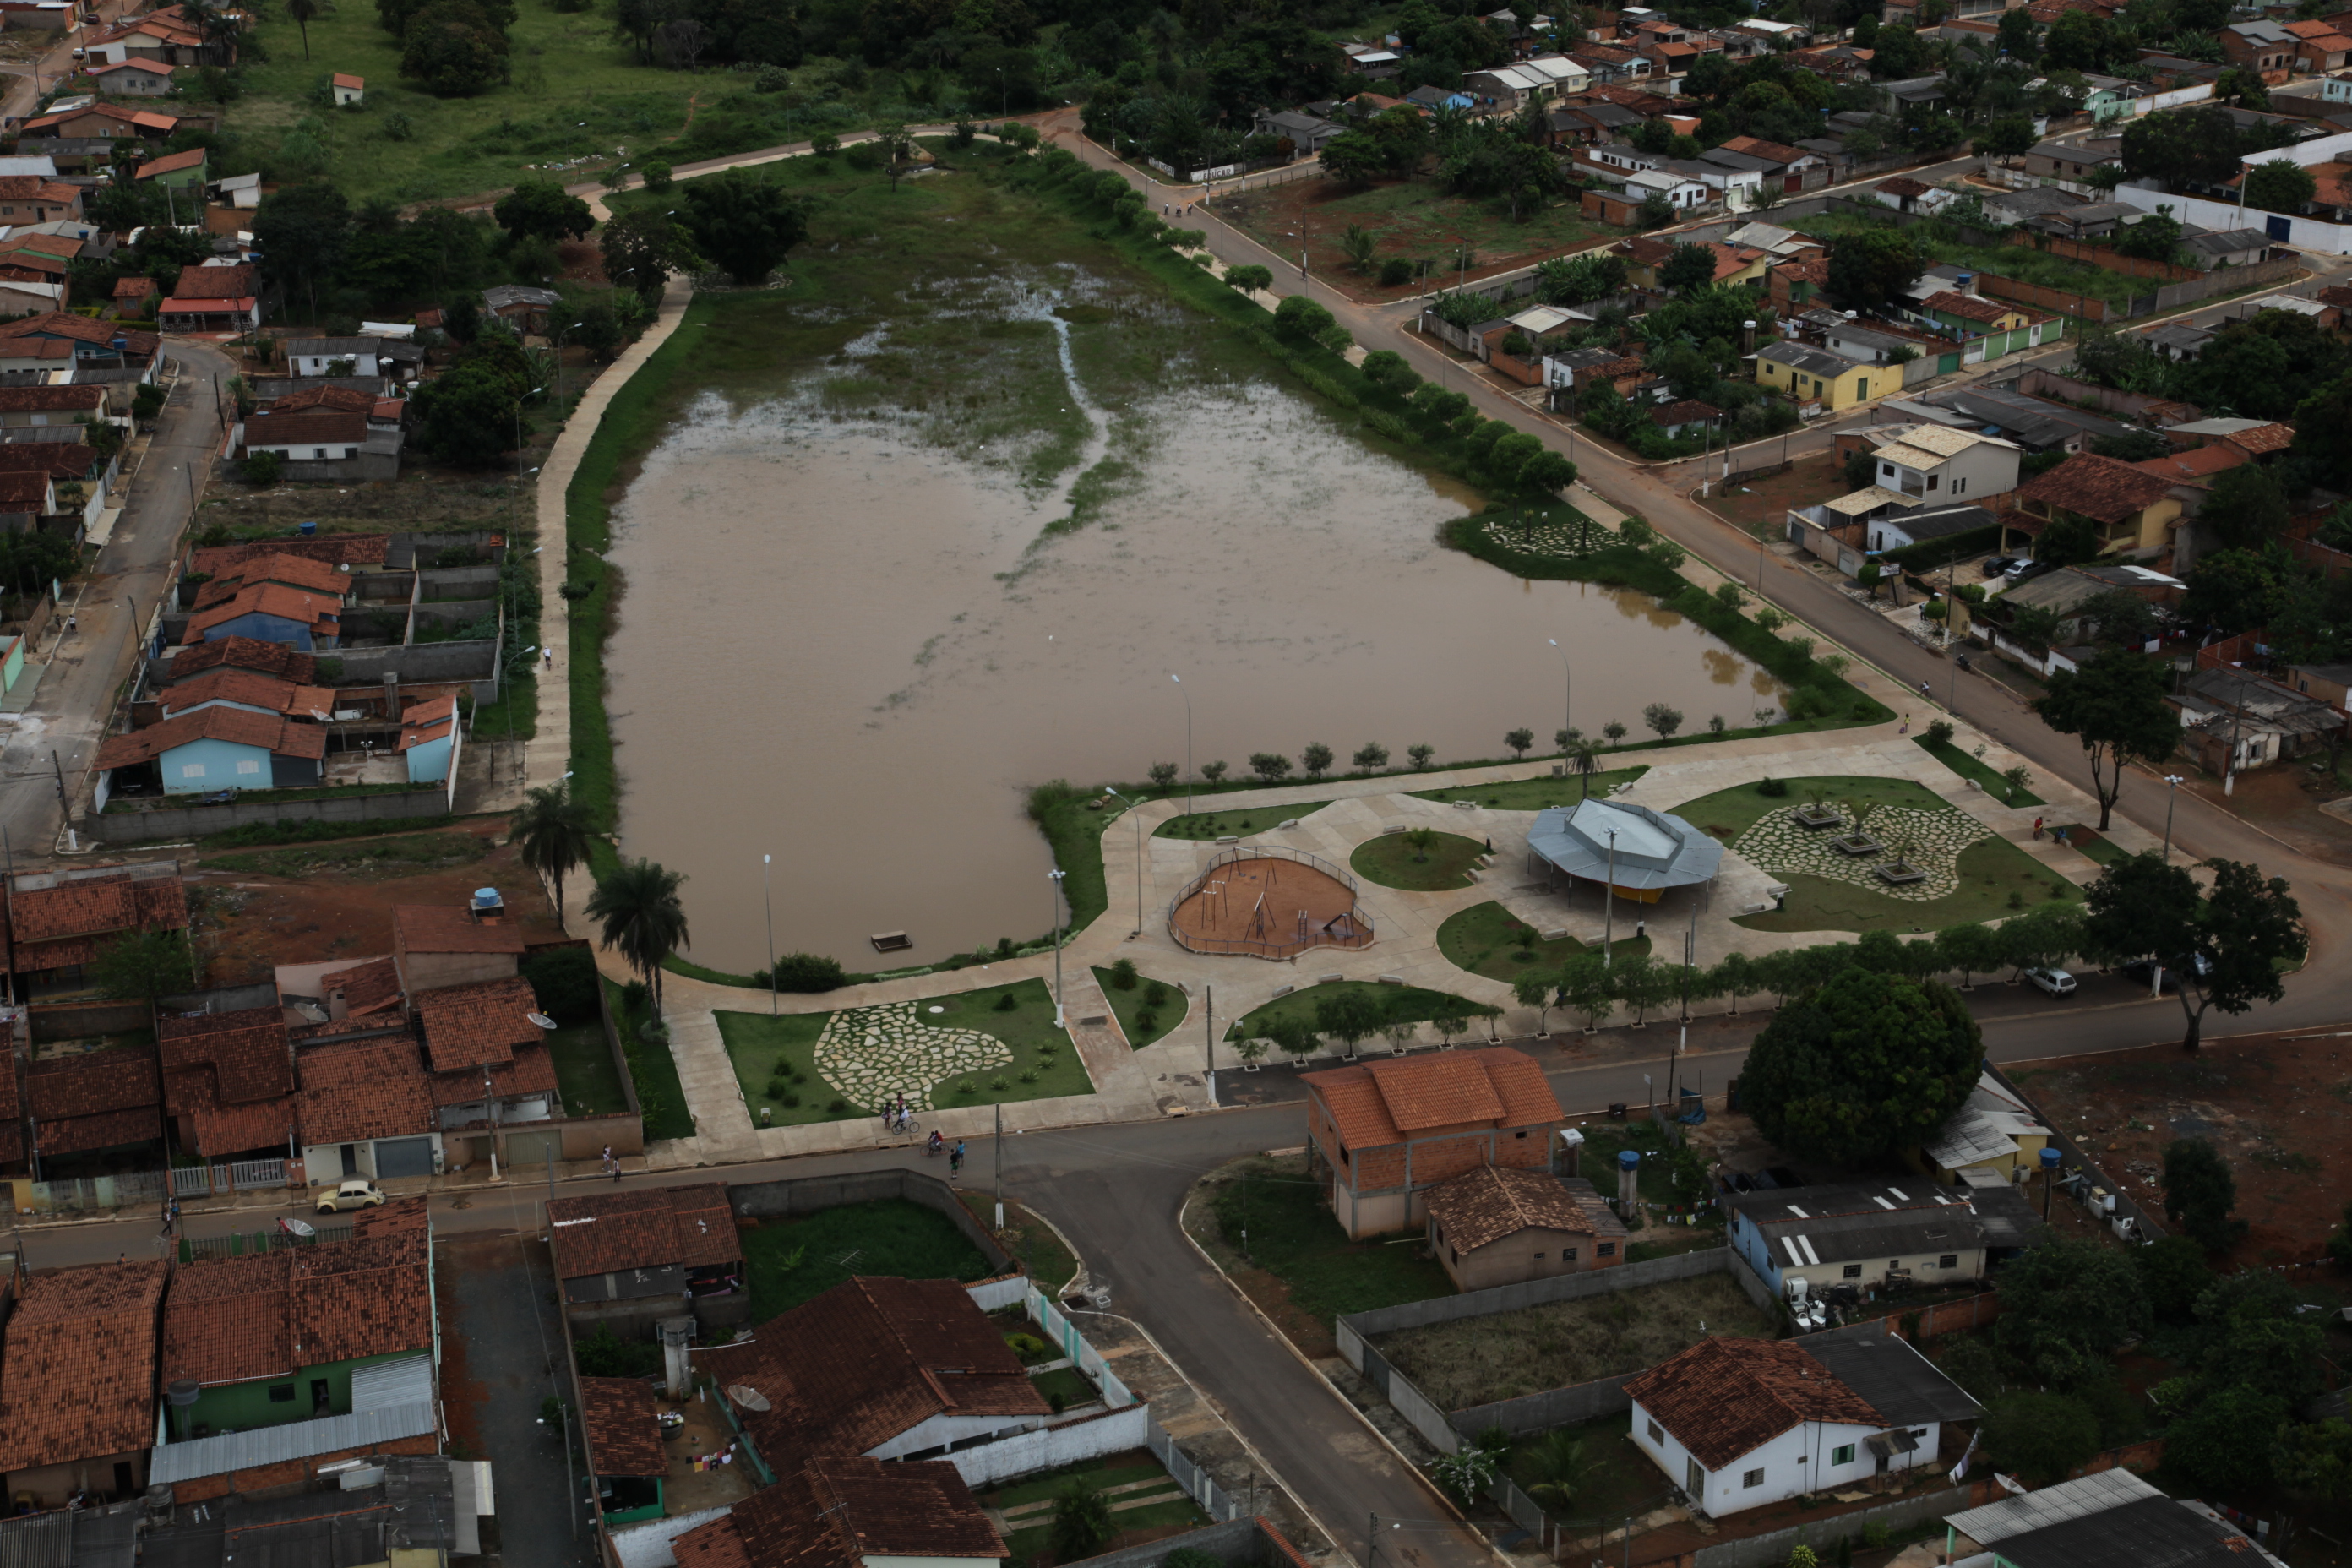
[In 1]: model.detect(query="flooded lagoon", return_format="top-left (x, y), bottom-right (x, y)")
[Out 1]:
top-left (606, 373), bottom-right (1784, 971)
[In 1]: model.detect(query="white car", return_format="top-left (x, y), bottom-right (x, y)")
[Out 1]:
top-left (2023, 967), bottom-right (2077, 997)
top-left (315, 1179), bottom-right (388, 1213)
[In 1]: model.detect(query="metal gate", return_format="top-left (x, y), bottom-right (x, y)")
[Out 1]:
top-left (375, 1137), bottom-right (434, 1179)
top-left (504, 1130), bottom-right (562, 1167)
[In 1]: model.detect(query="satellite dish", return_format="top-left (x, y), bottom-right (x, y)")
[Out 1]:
top-left (725, 1384), bottom-right (770, 1413)
top-left (526, 1012), bottom-right (558, 1030)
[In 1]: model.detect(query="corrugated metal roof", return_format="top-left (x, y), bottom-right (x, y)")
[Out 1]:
top-left (350, 1355), bottom-right (433, 1414)
top-left (0, 1511), bottom-right (74, 1568)
top-left (148, 1402), bottom-right (437, 1484)
top-left (72, 1508), bottom-right (138, 1568)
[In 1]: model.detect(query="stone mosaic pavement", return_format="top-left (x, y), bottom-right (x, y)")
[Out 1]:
top-left (811, 1000), bottom-right (1016, 1110)
top-left (1731, 801), bottom-right (1991, 902)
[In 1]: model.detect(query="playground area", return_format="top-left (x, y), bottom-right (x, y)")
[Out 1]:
top-left (1168, 847), bottom-right (1374, 961)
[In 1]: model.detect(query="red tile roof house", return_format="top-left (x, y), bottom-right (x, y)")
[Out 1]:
top-left (150, 1215), bottom-right (439, 1500)
top-left (0, 312), bottom-right (163, 370)
top-left (296, 1030), bottom-right (441, 1183)
top-left (547, 1182), bottom-right (743, 1336)
top-left (2, 862), bottom-right (189, 990)
top-left (160, 260), bottom-right (262, 333)
top-left (1423, 1163), bottom-right (1628, 1289)
top-left (1624, 1334), bottom-right (1979, 1518)
top-left (698, 1275), bottom-right (1054, 1474)
top-left (1302, 1048), bottom-right (1566, 1237)
top-left (160, 1003), bottom-right (297, 1161)
top-left (29, 1042), bottom-right (165, 1162)
top-left (414, 974), bottom-right (560, 1158)
top-left (0, 1258), bottom-right (169, 1507)
top-left (672, 1453), bottom-right (1004, 1568)
top-left (393, 898), bottom-right (525, 993)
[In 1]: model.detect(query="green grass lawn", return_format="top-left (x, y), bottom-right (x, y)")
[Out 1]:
top-left (1028, 1366), bottom-right (1099, 1412)
top-left (468, 668), bottom-right (537, 743)
top-left (203, 830), bottom-right (487, 879)
top-left (1435, 901), bottom-right (1648, 983)
top-left (1410, 767), bottom-right (1650, 810)
top-left (1733, 837), bottom-right (2081, 934)
top-left (1225, 177), bottom-right (1615, 294)
top-left (716, 978), bottom-right (1098, 1125)
top-left (2053, 824), bottom-right (2128, 866)
top-left (743, 1198), bottom-right (992, 1321)
top-left (1232, 980), bottom-right (1496, 1053)
top-left (1795, 209), bottom-right (2150, 307)
top-left (1208, 1154), bottom-right (1453, 1319)
top-left (1503, 1412), bottom-right (1676, 1525)
top-left (1089, 966), bottom-right (1185, 1048)
top-left (1916, 735), bottom-right (2044, 807)
top-left (1155, 801), bottom-right (1332, 840)
top-left (1351, 830), bottom-right (1486, 891)
top-left (961, 1193), bottom-right (1078, 1292)
top-left (1671, 775), bottom-right (1952, 842)
top-left (985, 1456), bottom-right (1208, 1559)
top-left (606, 979), bottom-right (693, 1141)
top-left (547, 1023), bottom-right (629, 1117)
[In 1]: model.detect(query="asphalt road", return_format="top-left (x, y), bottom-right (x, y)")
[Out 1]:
top-left (1, 341), bottom-right (232, 855)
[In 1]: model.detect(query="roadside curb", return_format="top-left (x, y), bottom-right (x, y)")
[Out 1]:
top-left (1173, 1184), bottom-right (1512, 1568)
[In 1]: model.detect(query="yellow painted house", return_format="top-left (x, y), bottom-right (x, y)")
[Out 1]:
top-left (2001, 451), bottom-right (2185, 559)
top-left (1756, 340), bottom-right (1885, 410)
top-left (1908, 1069), bottom-right (2055, 1186)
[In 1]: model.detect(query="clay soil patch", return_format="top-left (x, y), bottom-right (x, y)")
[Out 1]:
top-left (188, 819), bottom-right (563, 985)
top-left (2011, 1030), bottom-right (2352, 1265)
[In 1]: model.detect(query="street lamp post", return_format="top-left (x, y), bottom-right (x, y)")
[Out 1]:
top-left (1048, 868), bottom-right (1068, 1029)
top-left (1102, 787), bottom-right (1143, 937)
top-left (1170, 672), bottom-right (1191, 818)
top-left (1548, 638), bottom-right (1571, 746)
top-left (2161, 774), bottom-right (2184, 863)
top-left (553, 320), bottom-right (585, 407)
top-left (762, 852), bottom-right (776, 1015)
top-left (483, 1061), bottom-right (500, 1181)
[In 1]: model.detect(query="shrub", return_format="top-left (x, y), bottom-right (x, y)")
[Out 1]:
top-left (1108, 957), bottom-right (1139, 990)
top-left (770, 952), bottom-right (846, 992)
top-left (575, 1326), bottom-right (664, 1377)
top-left (242, 449), bottom-right (283, 486)
top-left (1378, 257), bottom-right (1413, 286)
top-left (810, 132), bottom-right (841, 156)
top-left (1134, 1010), bottom-right (1157, 1036)
top-left (826, 1097), bottom-right (848, 1112)
top-left (641, 161), bottom-right (673, 191)
top-left (519, 945), bottom-right (599, 1024)
top-left (1758, 776), bottom-right (1789, 797)
top-left (1926, 718), bottom-right (1956, 749)
top-left (994, 991), bottom-right (1019, 1011)
top-left (1004, 1331), bottom-right (1051, 1362)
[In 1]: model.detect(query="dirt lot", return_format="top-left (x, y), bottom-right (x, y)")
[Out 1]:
top-left (2011, 1032), bottom-right (2352, 1265)
top-left (188, 819), bottom-right (564, 984)
top-left (1374, 1271), bottom-right (1777, 1410)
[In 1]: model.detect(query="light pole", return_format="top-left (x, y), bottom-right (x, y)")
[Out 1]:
top-left (1602, 827), bottom-right (1619, 967)
top-left (762, 853), bottom-right (776, 1015)
top-left (1048, 868), bottom-right (1068, 1030)
top-left (1548, 638), bottom-right (1571, 748)
top-left (2161, 774), bottom-right (2184, 863)
top-left (1170, 672), bottom-right (1192, 818)
top-left (1103, 786), bottom-right (1142, 937)
top-left (483, 1061), bottom-right (500, 1182)
top-left (553, 320), bottom-right (585, 407)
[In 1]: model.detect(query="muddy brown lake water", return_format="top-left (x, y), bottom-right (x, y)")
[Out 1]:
top-left (607, 384), bottom-right (1783, 972)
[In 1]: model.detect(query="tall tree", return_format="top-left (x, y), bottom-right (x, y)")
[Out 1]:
top-left (1738, 967), bottom-right (1980, 1165)
top-left (600, 210), bottom-right (700, 299)
top-left (1658, 242), bottom-right (1718, 293)
top-left (2030, 647), bottom-right (2177, 830)
top-left (494, 179), bottom-right (595, 243)
top-left (1995, 1236), bottom-right (2152, 1384)
top-left (587, 858), bottom-right (691, 1010)
top-left (2245, 158), bottom-right (2317, 215)
top-left (287, 0), bottom-right (322, 57)
top-left (251, 182), bottom-right (352, 319)
top-left (680, 170), bottom-right (808, 284)
top-left (2161, 1136), bottom-right (2246, 1252)
top-left (1825, 228), bottom-right (1927, 311)
top-left (513, 780), bottom-right (596, 930)
top-left (2082, 852), bottom-right (2303, 1050)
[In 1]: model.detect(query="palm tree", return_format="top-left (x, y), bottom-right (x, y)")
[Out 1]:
top-left (1522, 1431), bottom-right (1589, 1511)
top-left (513, 781), bottom-right (595, 930)
top-left (587, 858), bottom-right (690, 1010)
top-left (286, 0), bottom-right (320, 59)
top-left (1566, 737), bottom-right (1603, 798)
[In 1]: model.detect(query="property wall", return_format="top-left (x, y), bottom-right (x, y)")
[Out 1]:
top-left (90, 783), bottom-right (450, 844)
top-left (2108, 182), bottom-right (2352, 255)
top-left (940, 1403), bottom-right (1152, 1488)
top-left (728, 1169), bottom-right (1017, 1275)
top-left (1443, 1224), bottom-right (1617, 1291)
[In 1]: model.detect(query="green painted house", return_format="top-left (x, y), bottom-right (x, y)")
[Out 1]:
top-left (581, 1376), bottom-right (669, 1524)
top-left (158, 1210), bottom-right (438, 1443)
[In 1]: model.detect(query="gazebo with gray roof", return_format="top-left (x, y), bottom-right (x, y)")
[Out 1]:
top-left (1525, 798), bottom-right (1723, 905)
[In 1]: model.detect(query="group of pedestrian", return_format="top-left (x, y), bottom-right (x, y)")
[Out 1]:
top-left (602, 1144), bottom-right (621, 1182)
top-left (882, 1096), bottom-right (914, 1133)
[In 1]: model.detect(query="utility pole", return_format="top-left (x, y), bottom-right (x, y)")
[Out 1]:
top-left (993, 1102), bottom-right (1003, 1230)
top-left (1204, 983), bottom-right (1214, 1108)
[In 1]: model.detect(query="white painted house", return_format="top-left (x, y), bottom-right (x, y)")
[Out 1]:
top-left (1625, 1333), bottom-right (1979, 1518)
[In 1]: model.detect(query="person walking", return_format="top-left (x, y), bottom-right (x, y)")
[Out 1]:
top-left (950, 1141), bottom-right (965, 1174)
top-left (2033, 816), bottom-right (2044, 840)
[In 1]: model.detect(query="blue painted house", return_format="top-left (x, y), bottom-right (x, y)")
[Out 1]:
top-left (94, 705), bottom-right (327, 797)
top-left (183, 581), bottom-right (344, 651)
top-left (398, 695), bottom-right (460, 785)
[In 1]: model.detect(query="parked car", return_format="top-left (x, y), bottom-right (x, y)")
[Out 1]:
top-left (2023, 966), bottom-right (2078, 997)
top-left (2120, 956), bottom-right (2210, 992)
top-left (315, 1179), bottom-right (387, 1213)
top-left (1982, 556), bottom-right (2017, 577)
top-left (2004, 558), bottom-right (2039, 581)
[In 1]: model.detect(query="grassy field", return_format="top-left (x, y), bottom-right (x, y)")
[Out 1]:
top-left (1233, 980), bottom-right (1496, 1051)
top-left (220, 0), bottom-right (697, 204)
top-left (983, 1455), bottom-right (1209, 1560)
top-left (1028, 1366), bottom-right (1099, 1412)
top-left (1155, 802), bottom-right (1333, 840)
top-left (547, 1022), bottom-right (629, 1116)
top-left (1916, 735), bottom-right (2044, 806)
top-left (1351, 830), bottom-right (1486, 891)
top-left (202, 830), bottom-right (488, 879)
top-left (1503, 1413), bottom-right (1677, 1525)
top-left (742, 1197), bottom-right (992, 1320)
top-left (1410, 767), bottom-right (1650, 810)
top-left (1206, 1154), bottom-right (1453, 1320)
top-left (961, 1193), bottom-right (1078, 1291)
top-left (1089, 966), bottom-right (1185, 1048)
top-left (2053, 824), bottom-right (2128, 865)
top-left (1376, 1271), bottom-right (1776, 1409)
top-left (1221, 176), bottom-right (1615, 297)
top-left (1796, 210), bottom-right (2150, 307)
top-left (1669, 775), bottom-right (1952, 842)
top-left (1733, 837), bottom-right (2081, 935)
top-left (1435, 901), bottom-right (1648, 983)
top-left (606, 978), bottom-right (693, 1140)
top-left (716, 977), bottom-right (1097, 1125)
top-left (468, 667), bottom-right (538, 743)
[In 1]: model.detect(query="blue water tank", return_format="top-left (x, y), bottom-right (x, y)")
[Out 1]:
top-left (299, 520), bottom-right (317, 536)
top-left (1618, 1149), bottom-right (1641, 1171)
top-left (2039, 1147), bottom-right (2062, 1171)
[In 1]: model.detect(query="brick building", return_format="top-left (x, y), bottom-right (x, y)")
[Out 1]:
top-left (1424, 1163), bottom-right (1625, 1289)
top-left (1303, 1047), bottom-right (1565, 1237)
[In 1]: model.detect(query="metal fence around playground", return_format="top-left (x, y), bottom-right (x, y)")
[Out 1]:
top-left (1165, 845), bottom-right (1375, 960)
